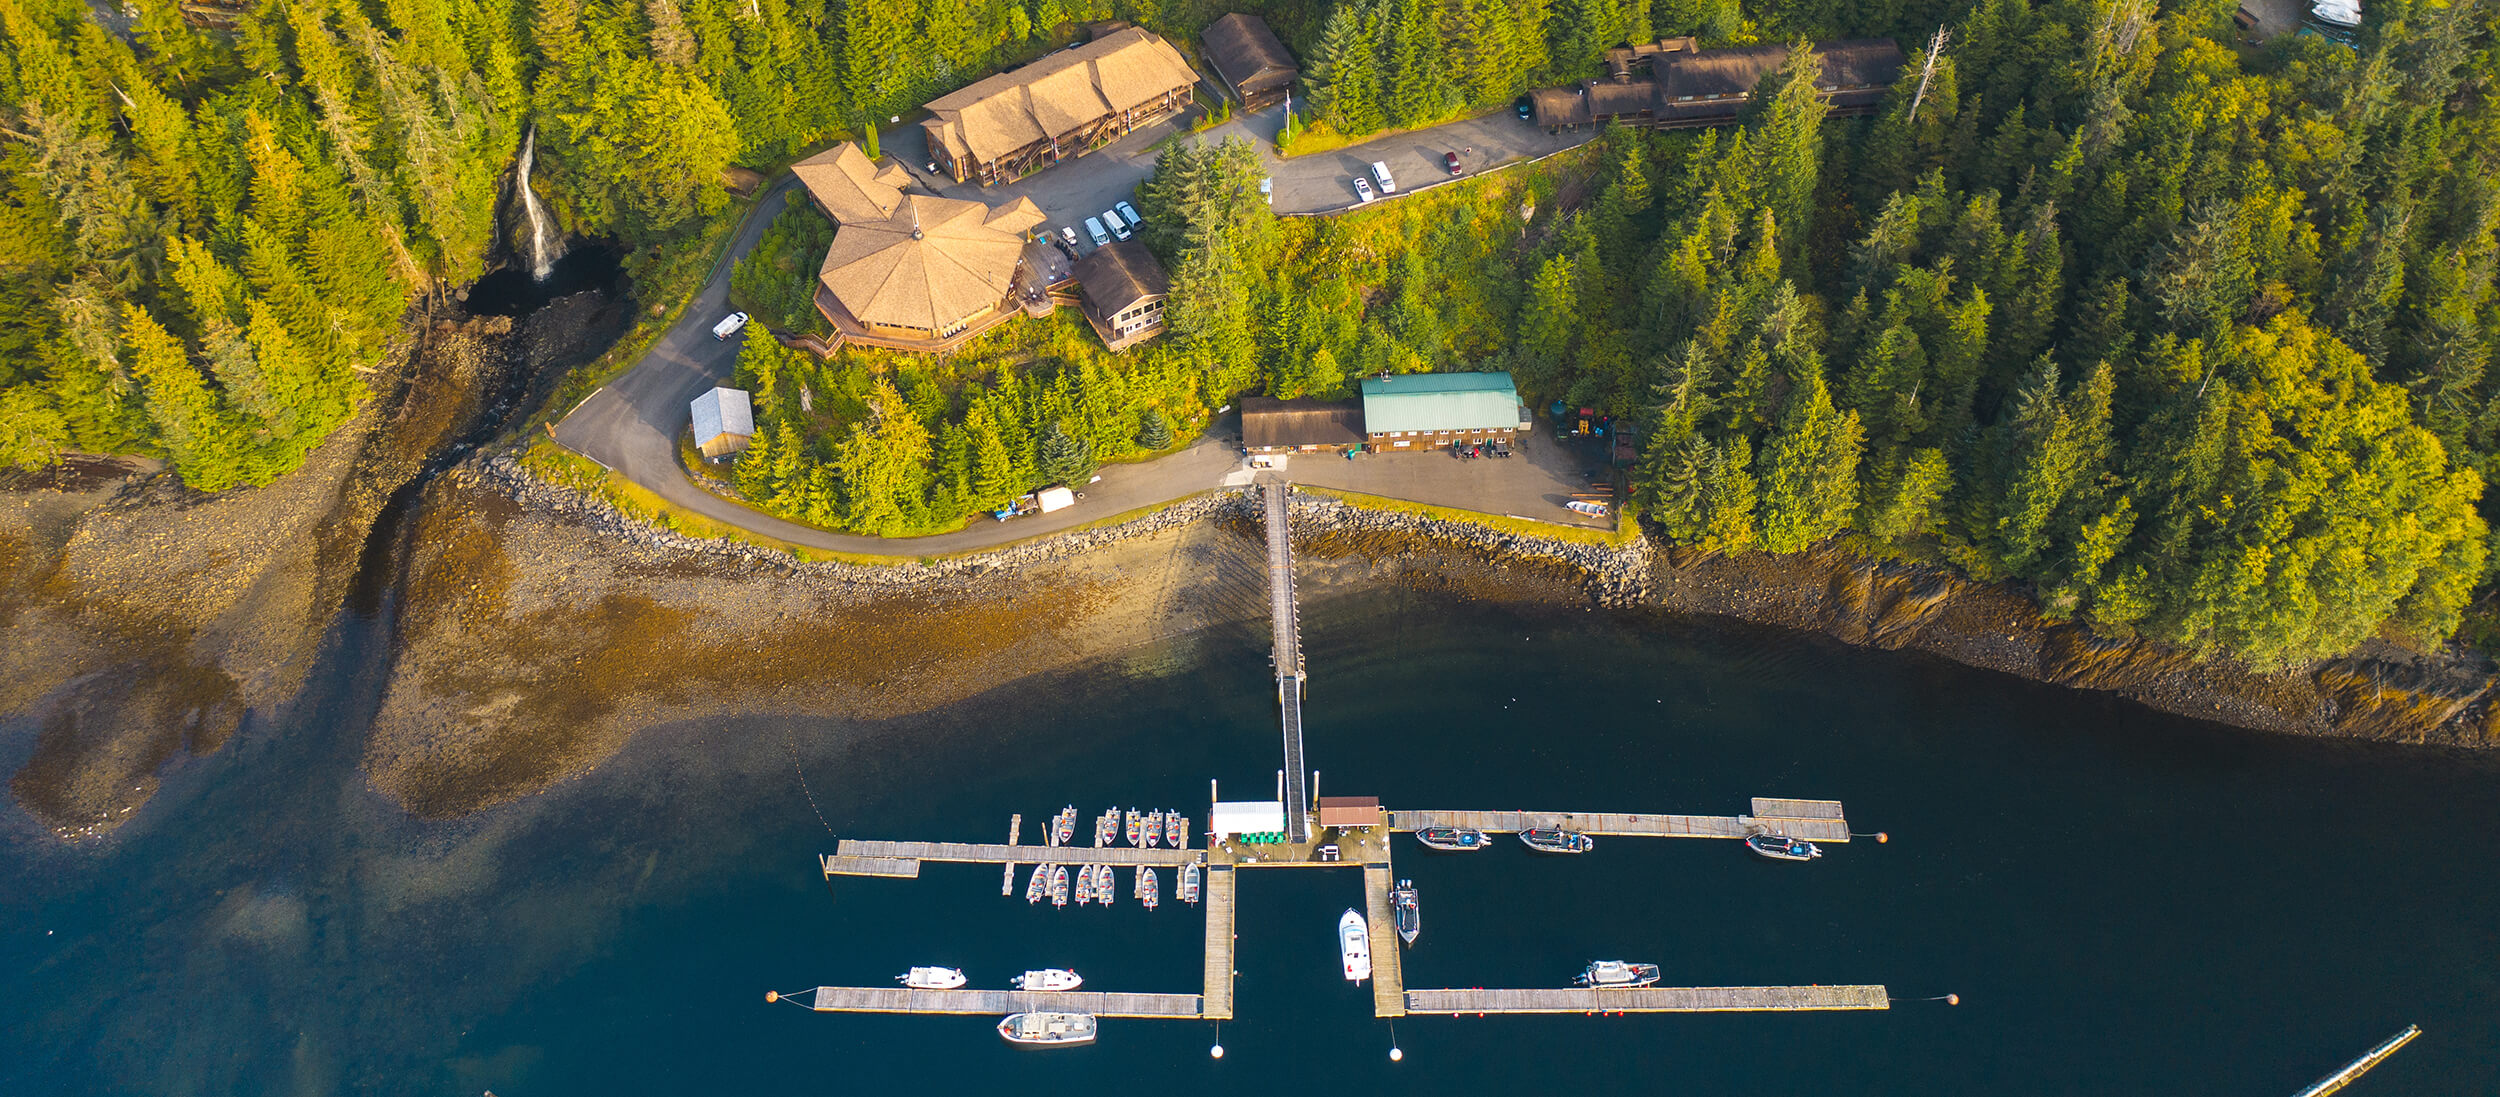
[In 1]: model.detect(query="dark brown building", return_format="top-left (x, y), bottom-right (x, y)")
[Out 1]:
top-left (1242, 396), bottom-right (1364, 455)
top-left (1316, 796), bottom-right (1383, 829)
top-left (1530, 38), bottom-right (1904, 131)
top-left (1073, 240), bottom-right (1170, 351)
top-left (1201, 13), bottom-right (1298, 111)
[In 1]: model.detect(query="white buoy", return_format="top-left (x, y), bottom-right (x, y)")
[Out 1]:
top-left (1210, 1044), bottom-right (1225, 1059)
top-left (1389, 1047), bottom-right (1404, 1062)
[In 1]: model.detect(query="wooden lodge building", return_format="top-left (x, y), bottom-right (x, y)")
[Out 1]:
top-left (1073, 240), bottom-right (1171, 351)
top-left (1528, 38), bottom-right (1904, 131)
top-left (793, 142), bottom-right (1049, 351)
top-left (1201, 13), bottom-right (1298, 111)
top-left (1242, 396), bottom-right (1366, 455)
top-left (922, 27), bottom-right (1202, 185)
top-left (1361, 372), bottom-right (1523, 448)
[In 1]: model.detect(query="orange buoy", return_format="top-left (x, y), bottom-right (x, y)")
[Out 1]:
top-left (1946, 993), bottom-right (1961, 1005)
top-left (1877, 832), bottom-right (1890, 843)
top-left (765, 991), bottom-right (779, 1003)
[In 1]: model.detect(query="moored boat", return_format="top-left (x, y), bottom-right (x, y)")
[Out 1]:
top-left (899, 966), bottom-right (967, 990)
top-left (1519, 827), bottom-right (1594, 854)
top-left (997, 1011), bottom-right (1096, 1047)
top-left (1415, 826), bottom-right (1491, 851)
top-left (1338, 908), bottom-right (1372, 983)
top-left (1095, 808), bottom-right (1117, 847)
top-left (1390, 879), bottom-right (1420, 946)
top-left (1575, 960), bottom-right (1661, 988)
top-left (1053, 805), bottom-right (1076, 845)
top-left (1095, 863), bottom-right (1116, 907)
top-left (1140, 867), bottom-right (1160, 910)
top-left (1124, 808), bottom-right (1142, 845)
top-left (1012, 968), bottom-right (1083, 992)
top-left (1050, 865), bottom-right (1069, 907)
top-left (1746, 832), bottom-right (1823, 861)
top-left (1141, 810), bottom-right (1163, 848)
top-left (1025, 863), bottom-right (1047, 904)
top-left (1074, 863), bottom-right (1093, 905)
top-left (1164, 813), bottom-right (1187, 849)
top-left (1180, 862), bottom-right (1202, 904)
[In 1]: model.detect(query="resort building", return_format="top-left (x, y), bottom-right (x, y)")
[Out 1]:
top-left (1528, 38), bottom-right (1903, 131)
top-left (1201, 13), bottom-right (1298, 111)
top-left (792, 141), bottom-right (1052, 351)
top-left (921, 28), bottom-right (1202, 185)
top-left (1073, 240), bottom-right (1171, 351)
top-left (1359, 372), bottom-right (1523, 449)
top-left (690, 386), bottom-right (753, 461)
top-left (1241, 396), bottom-right (1366, 456)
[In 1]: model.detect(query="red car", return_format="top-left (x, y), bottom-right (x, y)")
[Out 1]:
top-left (1444, 151), bottom-right (1465, 175)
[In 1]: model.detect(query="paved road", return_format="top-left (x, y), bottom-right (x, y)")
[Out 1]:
top-left (550, 103), bottom-right (1603, 555)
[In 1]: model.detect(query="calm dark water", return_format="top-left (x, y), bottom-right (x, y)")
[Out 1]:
top-left (2, 587), bottom-right (2496, 1095)
top-left (464, 244), bottom-right (623, 317)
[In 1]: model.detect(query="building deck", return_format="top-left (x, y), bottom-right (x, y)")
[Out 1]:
top-left (1387, 801), bottom-right (1850, 843)
top-left (1361, 863), bottom-right (1407, 1018)
top-left (1405, 984), bottom-right (1890, 1014)
top-left (1201, 865), bottom-right (1238, 1020)
top-left (802, 986), bottom-right (1203, 1018)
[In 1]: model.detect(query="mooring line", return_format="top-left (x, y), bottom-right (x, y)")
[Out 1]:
top-left (785, 723), bottom-right (836, 836)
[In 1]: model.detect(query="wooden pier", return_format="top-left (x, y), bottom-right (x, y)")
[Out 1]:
top-left (1200, 865), bottom-right (1238, 1020)
top-left (1001, 815), bottom-right (1020, 895)
top-left (1389, 798), bottom-right (1853, 843)
top-left (1404, 984), bottom-right (1891, 1014)
top-left (1361, 863), bottom-right (1408, 1018)
top-left (799, 986), bottom-right (1202, 1018)
top-left (819, 838), bottom-right (1202, 879)
top-left (1262, 482), bottom-right (1311, 843)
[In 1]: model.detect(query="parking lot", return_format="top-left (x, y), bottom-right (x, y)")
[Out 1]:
top-left (1267, 421), bottom-right (1621, 530)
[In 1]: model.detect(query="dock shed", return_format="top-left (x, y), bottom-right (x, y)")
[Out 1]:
top-left (1242, 396), bottom-right (1364, 454)
top-left (1316, 796), bottom-right (1383, 828)
top-left (1359, 371), bottom-right (1523, 448)
top-left (690, 386), bottom-right (754, 460)
top-left (1201, 13), bottom-right (1298, 110)
top-left (1210, 801), bottom-right (1288, 841)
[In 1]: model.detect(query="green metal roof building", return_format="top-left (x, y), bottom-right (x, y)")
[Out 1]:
top-left (1359, 372), bottom-right (1524, 445)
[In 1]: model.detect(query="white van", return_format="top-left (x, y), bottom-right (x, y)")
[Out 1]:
top-left (1084, 216), bottom-right (1110, 247)
top-left (1101, 208), bottom-right (1132, 240)
top-left (1370, 161), bottom-right (1397, 194)
top-left (711, 311), bottom-right (749, 340)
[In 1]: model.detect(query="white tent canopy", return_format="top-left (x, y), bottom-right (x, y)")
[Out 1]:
top-left (1209, 801), bottom-right (1286, 838)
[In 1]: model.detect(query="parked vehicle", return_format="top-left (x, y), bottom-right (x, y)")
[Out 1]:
top-left (1084, 216), bottom-right (1109, 246)
top-left (1445, 151), bottom-right (1465, 175)
top-left (1515, 95), bottom-right (1534, 120)
top-left (710, 312), bottom-right (749, 340)
top-left (1370, 160), bottom-right (1397, 194)
top-left (1114, 200), bottom-right (1143, 227)
top-left (1060, 225), bottom-right (1079, 248)
top-left (1260, 177), bottom-right (1273, 204)
top-left (1353, 176), bottom-right (1376, 203)
top-left (1102, 208), bottom-right (1132, 240)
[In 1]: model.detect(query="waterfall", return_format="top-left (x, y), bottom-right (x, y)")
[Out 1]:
top-left (516, 127), bottom-right (561, 281)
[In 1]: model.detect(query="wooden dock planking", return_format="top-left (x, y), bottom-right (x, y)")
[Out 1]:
top-left (1387, 807), bottom-right (1850, 843)
top-left (1002, 814), bottom-right (1021, 895)
top-left (1201, 865), bottom-right (1238, 1020)
top-left (838, 839), bottom-right (1202, 866)
top-left (1750, 798), bottom-right (1846, 821)
top-left (805, 986), bottom-right (1202, 1018)
top-left (1361, 864), bottom-right (1407, 1018)
top-left (819, 854), bottom-right (922, 878)
top-left (1404, 984), bottom-right (1890, 1014)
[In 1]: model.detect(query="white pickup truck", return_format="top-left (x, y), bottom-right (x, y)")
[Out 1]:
top-left (711, 311), bottom-right (749, 340)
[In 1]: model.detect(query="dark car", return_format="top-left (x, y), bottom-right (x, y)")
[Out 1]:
top-left (1444, 151), bottom-right (1464, 175)
top-left (1514, 96), bottom-right (1533, 120)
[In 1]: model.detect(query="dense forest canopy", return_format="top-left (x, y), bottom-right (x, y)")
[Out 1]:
top-left (6, 0), bottom-right (2500, 668)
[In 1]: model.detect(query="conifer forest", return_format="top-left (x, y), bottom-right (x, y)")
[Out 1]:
top-left (4, 0), bottom-right (2499, 668)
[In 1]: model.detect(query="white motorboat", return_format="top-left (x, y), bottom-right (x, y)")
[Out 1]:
top-left (1049, 865), bottom-right (1069, 907)
top-left (1164, 813), bottom-right (1187, 849)
top-left (1141, 810), bottom-right (1164, 848)
top-left (1576, 960), bottom-right (1661, 988)
top-left (1338, 908), bottom-right (1372, 983)
top-left (1094, 863), bottom-right (1116, 907)
top-left (1746, 832), bottom-right (1823, 862)
top-left (1025, 863), bottom-right (1047, 904)
top-left (1012, 968), bottom-right (1083, 992)
top-left (997, 1011), bottom-right (1096, 1047)
top-left (899, 966), bottom-right (966, 990)
top-left (1180, 862), bottom-right (1202, 904)
top-left (1140, 866), bottom-right (1160, 910)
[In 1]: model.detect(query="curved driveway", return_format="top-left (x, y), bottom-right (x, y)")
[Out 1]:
top-left (549, 104), bottom-right (1599, 555)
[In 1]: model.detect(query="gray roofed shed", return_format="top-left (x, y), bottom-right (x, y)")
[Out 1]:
top-left (691, 386), bottom-right (754, 460)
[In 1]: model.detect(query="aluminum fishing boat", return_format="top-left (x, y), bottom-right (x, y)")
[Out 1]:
top-left (997, 1012), bottom-right (1096, 1047)
top-left (1073, 863), bottom-right (1093, 905)
top-left (1414, 826), bottom-right (1491, 851)
top-left (1025, 864), bottom-right (1047, 904)
top-left (1390, 880), bottom-right (1420, 946)
top-left (1180, 862), bottom-right (1202, 904)
top-left (1519, 827), bottom-right (1594, 854)
top-left (1049, 865), bottom-right (1069, 907)
top-left (1140, 867), bottom-right (1160, 910)
top-left (1053, 805), bottom-right (1076, 845)
top-left (1094, 863), bottom-right (1116, 907)
top-left (1141, 810), bottom-right (1163, 848)
top-left (1095, 808), bottom-right (1117, 847)
top-left (1124, 809), bottom-right (1142, 845)
top-left (1164, 813), bottom-right (1187, 849)
top-left (1011, 968), bottom-right (1083, 992)
top-left (1338, 909), bottom-right (1372, 982)
top-left (898, 966), bottom-right (966, 990)
top-left (1746, 833), bottom-right (1823, 861)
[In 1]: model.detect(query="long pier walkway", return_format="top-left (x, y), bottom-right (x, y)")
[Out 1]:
top-left (820, 840), bottom-right (1202, 880)
top-left (1263, 482), bottom-right (1310, 843)
top-left (1362, 864), bottom-right (1408, 1018)
top-left (797, 986), bottom-right (1202, 1018)
top-left (1389, 798), bottom-right (1853, 843)
top-left (1404, 985), bottom-right (1890, 1014)
top-left (1201, 865), bottom-right (1238, 1020)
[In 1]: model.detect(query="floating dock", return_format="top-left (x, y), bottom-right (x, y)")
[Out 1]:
top-left (796, 986), bottom-right (1202, 1018)
top-left (1389, 797), bottom-right (1853, 843)
top-left (1403, 985), bottom-right (1891, 1014)
top-left (1201, 865), bottom-right (1238, 1021)
top-left (820, 839), bottom-right (1202, 880)
top-left (1361, 863), bottom-right (1408, 1018)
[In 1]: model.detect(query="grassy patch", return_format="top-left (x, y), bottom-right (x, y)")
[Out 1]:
top-left (1277, 110), bottom-right (1479, 159)
top-left (1300, 485), bottom-right (1641, 547)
